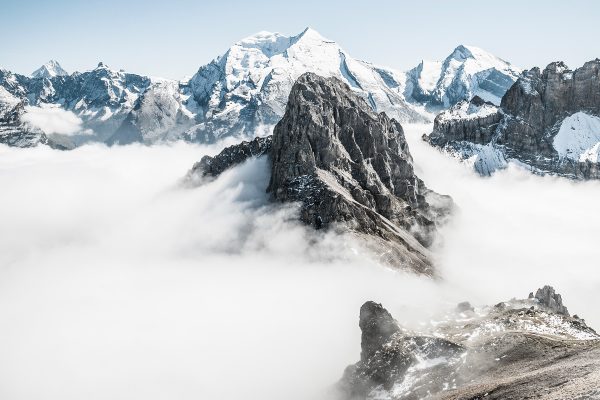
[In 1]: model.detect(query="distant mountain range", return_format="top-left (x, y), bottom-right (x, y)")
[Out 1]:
top-left (0, 28), bottom-right (520, 148)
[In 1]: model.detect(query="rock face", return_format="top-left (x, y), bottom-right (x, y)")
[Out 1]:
top-left (338, 286), bottom-right (600, 400)
top-left (188, 136), bottom-right (272, 179)
top-left (267, 73), bottom-right (452, 259)
top-left (189, 73), bottom-right (453, 274)
top-left (427, 59), bottom-right (600, 179)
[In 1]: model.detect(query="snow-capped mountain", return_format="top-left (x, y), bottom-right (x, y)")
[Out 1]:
top-left (0, 29), bottom-right (522, 148)
top-left (31, 60), bottom-right (68, 79)
top-left (406, 45), bottom-right (521, 108)
top-left (184, 28), bottom-right (426, 142)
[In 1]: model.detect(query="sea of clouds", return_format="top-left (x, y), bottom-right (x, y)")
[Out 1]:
top-left (0, 124), bottom-right (599, 400)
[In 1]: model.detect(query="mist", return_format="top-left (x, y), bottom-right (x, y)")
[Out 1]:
top-left (405, 124), bottom-right (600, 327)
top-left (1, 125), bottom-right (599, 399)
top-left (22, 104), bottom-right (88, 135)
top-left (0, 141), bottom-right (446, 400)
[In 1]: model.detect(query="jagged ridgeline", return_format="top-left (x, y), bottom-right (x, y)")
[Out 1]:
top-left (338, 286), bottom-right (599, 400)
top-left (1, 29), bottom-right (520, 148)
top-left (188, 73), bottom-right (453, 274)
top-left (426, 59), bottom-right (600, 180)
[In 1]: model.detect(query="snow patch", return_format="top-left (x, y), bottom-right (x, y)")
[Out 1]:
top-left (553, 112), bottom-right (600, 162)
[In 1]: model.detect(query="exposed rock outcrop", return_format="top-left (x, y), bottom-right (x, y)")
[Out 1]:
top-left (189, 73), bottom-right (453, 274)
top-left (338, 286), bottom-right (599, 400)
top-left (267, 74), bottom-right (452, 253)
top-left (532, 285), bottom-right (569, 316)
top-left (427, 59), bottom-right (600, 179)
top-left (188, 136), bottom-right (272, 179)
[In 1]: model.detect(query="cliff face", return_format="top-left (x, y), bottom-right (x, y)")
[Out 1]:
top-left (188, 73), bottom-right (453, 274)
top-left (427, 59), bottom-right (600, 179)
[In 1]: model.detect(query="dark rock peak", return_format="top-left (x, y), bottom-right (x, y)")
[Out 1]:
top-left (267, 73), bottom-right (452, 257)
top-left (340, 301), bottom-right (464, 398)
top-left (534, 285), bottom-right (569, 316)
top-left (359, 301), bottom-right (400, 362)
top-left (188, 73), bottom-right (452, 273)
top-left (268, 72), bottom-right (420, 207)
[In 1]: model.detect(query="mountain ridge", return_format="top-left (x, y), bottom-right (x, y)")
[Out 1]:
top-left (0, 29), bottom-right (520, 148)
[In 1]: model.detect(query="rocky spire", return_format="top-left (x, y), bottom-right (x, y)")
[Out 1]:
top-left (533, 285), bottom-right (570, 316)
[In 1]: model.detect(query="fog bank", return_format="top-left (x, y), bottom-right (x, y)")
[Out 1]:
top-left (0, 125), bottom-right (599, 399)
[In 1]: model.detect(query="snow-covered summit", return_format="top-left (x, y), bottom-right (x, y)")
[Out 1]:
top-left (31, 60), bottom-right (68, 79)
top-left (186, 27), bottom-right (426, 141)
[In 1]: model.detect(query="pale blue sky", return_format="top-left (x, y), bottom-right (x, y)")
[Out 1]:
top-left (1, 0), bottom-right (599, 79)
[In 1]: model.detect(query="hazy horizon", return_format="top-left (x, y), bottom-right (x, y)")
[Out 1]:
top-left (2, 0), bottom-right (599, 79)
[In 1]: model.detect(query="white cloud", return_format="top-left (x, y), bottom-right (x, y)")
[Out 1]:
top-left (0, 141), bottom-right (444, 400)
top-left (404, 124), bottom-right (600, 327)
top-left (0, 126), bottom-right (598, 400)
top-left (21, 104), bottom-right (90, 136)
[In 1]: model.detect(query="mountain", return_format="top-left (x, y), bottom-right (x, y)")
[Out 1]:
top-left (0, 29), bottom-right (521, 148)
top-left (184, 28), bottom-right (427, 142)
top-left (406, 45), bottom-right (521, 109)
top-left (188, 73), bottom-right (453, 274)
top-left (338, 286), bottom-right (599, 399)
top-left (31, 60), bottom-right (68, 79)
top-left (426, 59), bottom-right (600, 179)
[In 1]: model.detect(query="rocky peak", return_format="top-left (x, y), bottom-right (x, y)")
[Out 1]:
top-left (267, 73), bottom-right (452, 271)
top-left (359, 301), bottom-right (400, 362)
top-left (532, 285), bottom-right (570, 316)
top-left (189, 73), bottom-right (452, 273)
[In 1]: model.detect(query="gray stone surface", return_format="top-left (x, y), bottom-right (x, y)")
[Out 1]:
top-left (267, 73), bottom-right (452, 273)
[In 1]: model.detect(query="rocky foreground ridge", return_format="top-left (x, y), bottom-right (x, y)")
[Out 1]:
top-left (338, 285), bottom-right (600, 400)
top-left (189, 73), bottom-right (453, 274)
top-left (426, 59), bottom-right (600, 179)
